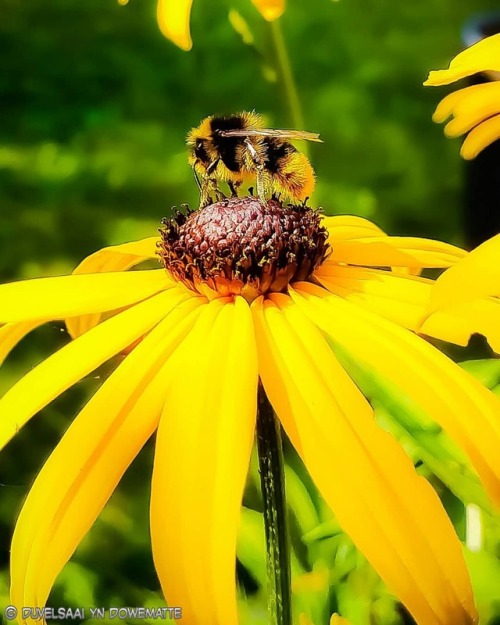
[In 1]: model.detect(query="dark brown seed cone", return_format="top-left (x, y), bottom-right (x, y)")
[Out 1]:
top-left (158, 197), bottom-right (330, 301)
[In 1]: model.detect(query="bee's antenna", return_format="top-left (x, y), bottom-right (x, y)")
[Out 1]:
top-left (192, 161), bottom-right (202, 191)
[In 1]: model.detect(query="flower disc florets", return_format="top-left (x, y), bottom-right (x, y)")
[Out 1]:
top-left (158, 197), bottom-right (330, 301)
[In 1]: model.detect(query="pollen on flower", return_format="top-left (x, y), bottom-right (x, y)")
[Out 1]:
top-left (158, 197), bottom-right (330, 301)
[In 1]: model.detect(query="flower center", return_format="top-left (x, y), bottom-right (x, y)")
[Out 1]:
top-left (158, 197), bottom-right (330, 301)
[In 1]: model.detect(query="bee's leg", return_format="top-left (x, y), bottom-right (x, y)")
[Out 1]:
top-left (193, 162), bottom-right (210, 208)
top-left (198, 159), bottom-right (225, 207)
top-left (192, 162), bottom-right (202, 192)
top-left (244, 138), bottom-right (266, 202)
top-left (199, 177), bottom-right (225, 207)
top-left (199, 177), bottom-right (213, 208)
top-left (248, 187), bottom-right (254, 197)
top-left (206, 159), bottom-right (226, 202)
top-left (214, 186), bottom-right (226, 202)
top-left (228, 180), bottom-right (241, 198)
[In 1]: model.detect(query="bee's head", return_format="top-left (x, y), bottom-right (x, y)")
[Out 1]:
top-left (187, 117), bottom-right (214, 169)
top-left (193, 138), bottom-right (209, 162)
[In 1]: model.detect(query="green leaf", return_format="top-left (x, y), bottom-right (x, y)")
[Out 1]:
top-left (238, 507), bottom-right (268, 587)
top-left (459, 359), bottom-right (500, 389)
top-left (284, 464), bottom-right (320, 538)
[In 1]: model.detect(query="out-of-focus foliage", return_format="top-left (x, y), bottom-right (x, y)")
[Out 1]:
top-left (1, 0), bottom-right (500, 623)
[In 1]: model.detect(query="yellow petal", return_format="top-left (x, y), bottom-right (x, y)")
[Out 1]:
top-left (428, 234), bottom-right (500, 312)
top-left (66, 237), bottom-right (165, 338)
top-left (0, 270), bottom-right (170, 323)
top-left (424, 33), bottom-right (500, 85)
top-left (251, 0), bottom-right (285, 21)
top-left (460, 114), bottom-right (500, 159)
top-left (432, 85), bottom-right (480, 123)
top-left (253, 294), bottom-right (477, 625)
top-left (322, 236), bottom-right (465, 270)
top-left (322, 214), bottom-right (386, 242)
top-left (432, 83), bottom-right (500, 136)
top-left (316, 265), bottom-right (500, 352)
top-left (151, 297), bottom-right (258, 625)
top-left (0, 321), bottom-right (44, 366)
top-left (72, 238), bottom-right (160, 274)
top-left (0, 288), bottom-right (197, 451)
top-left (157, 0), bottom-right (193, 51)
top-left (291, 283), bottom-right (500, 507)
top-left (10, 300), bottom-right (205, 617)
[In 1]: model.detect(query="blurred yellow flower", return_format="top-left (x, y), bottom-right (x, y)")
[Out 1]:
top-left (251, 0), bottom-right (285, 21)
top-left (425, 33), bottom-right (500, 159)
top-left (330, 615), bottom-right (351, 625)
top-left (299, 613), bottom-right (351, 625)
top-left (157, 0), bottom-right (284, 51)
top-left (2, 200), bottom-right (498, 624)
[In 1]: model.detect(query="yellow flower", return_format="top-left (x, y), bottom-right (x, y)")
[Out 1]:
top-left (2, 196), bottom-right (499, 625)
top-left (424, 33), bottom-right (500, 159)
top-left (157, 0), bottom-right (284, 51)
top-left (330, 616), bottom-right (351, 625)
top-left (299, 614), bottom-right (351, 625)
top-left (300, 615), bottom-right (353, 625)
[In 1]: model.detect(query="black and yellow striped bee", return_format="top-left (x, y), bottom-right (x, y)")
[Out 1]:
top-left (187, 111), bottom-right (322, 207)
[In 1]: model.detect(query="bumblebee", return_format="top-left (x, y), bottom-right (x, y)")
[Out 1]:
top-left (187, 111), bottom-right (322, 207)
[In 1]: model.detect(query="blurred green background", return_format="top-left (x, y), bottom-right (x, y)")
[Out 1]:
top-left (1, 0), bottom-right (500, 623)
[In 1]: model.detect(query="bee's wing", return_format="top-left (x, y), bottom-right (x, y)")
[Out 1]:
top-left (218, 128), bottom-right (323, 142)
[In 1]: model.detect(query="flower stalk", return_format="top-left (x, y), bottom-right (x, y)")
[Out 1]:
top-left (256, 384), bottom-right (292, 625)
top-left (269, 19), bottom-right (304, 131)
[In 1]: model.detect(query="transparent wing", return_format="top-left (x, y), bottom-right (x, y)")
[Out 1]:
top-left (218, 128), bottom-right (322, 142)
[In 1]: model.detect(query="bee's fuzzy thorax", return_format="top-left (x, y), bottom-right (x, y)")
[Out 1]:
top-left (186, 111), bottom-right (319, 205)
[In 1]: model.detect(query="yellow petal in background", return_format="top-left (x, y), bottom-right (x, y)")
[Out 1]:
top-left (432, 84), bottom-right (481, 123)
top-left (434, 83), bottom-right (500, 137)
top-left (0, 270), bottom-right (170, 323)
top-left (251, 0), bottom-right (285, 21)
top-left (460, 114), bottom-right (500, 159)
top-left (151, 297), bottom-right (258, 625)
top-left (253, 294), bottom-right (477, 625)
top-left (424, 33), bottom-right (500, 85)
top-left (428, 234), bottom-right (500, 313)
top-left (10, 301), bottom-right (205, 617)
top-left (157, 0), bottom-right (193, 51)
top-left (330, 616), bottom-right (351, 625)
top-left (292, 283), bottom-right (500, 506)
top-left (0, 289), bottom-right (194, 452)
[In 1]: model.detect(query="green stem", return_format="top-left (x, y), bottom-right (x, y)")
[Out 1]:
top-left (269, 19), bottom-right (304, 130)
top-left (256, 385), bottom-right (292, 625)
